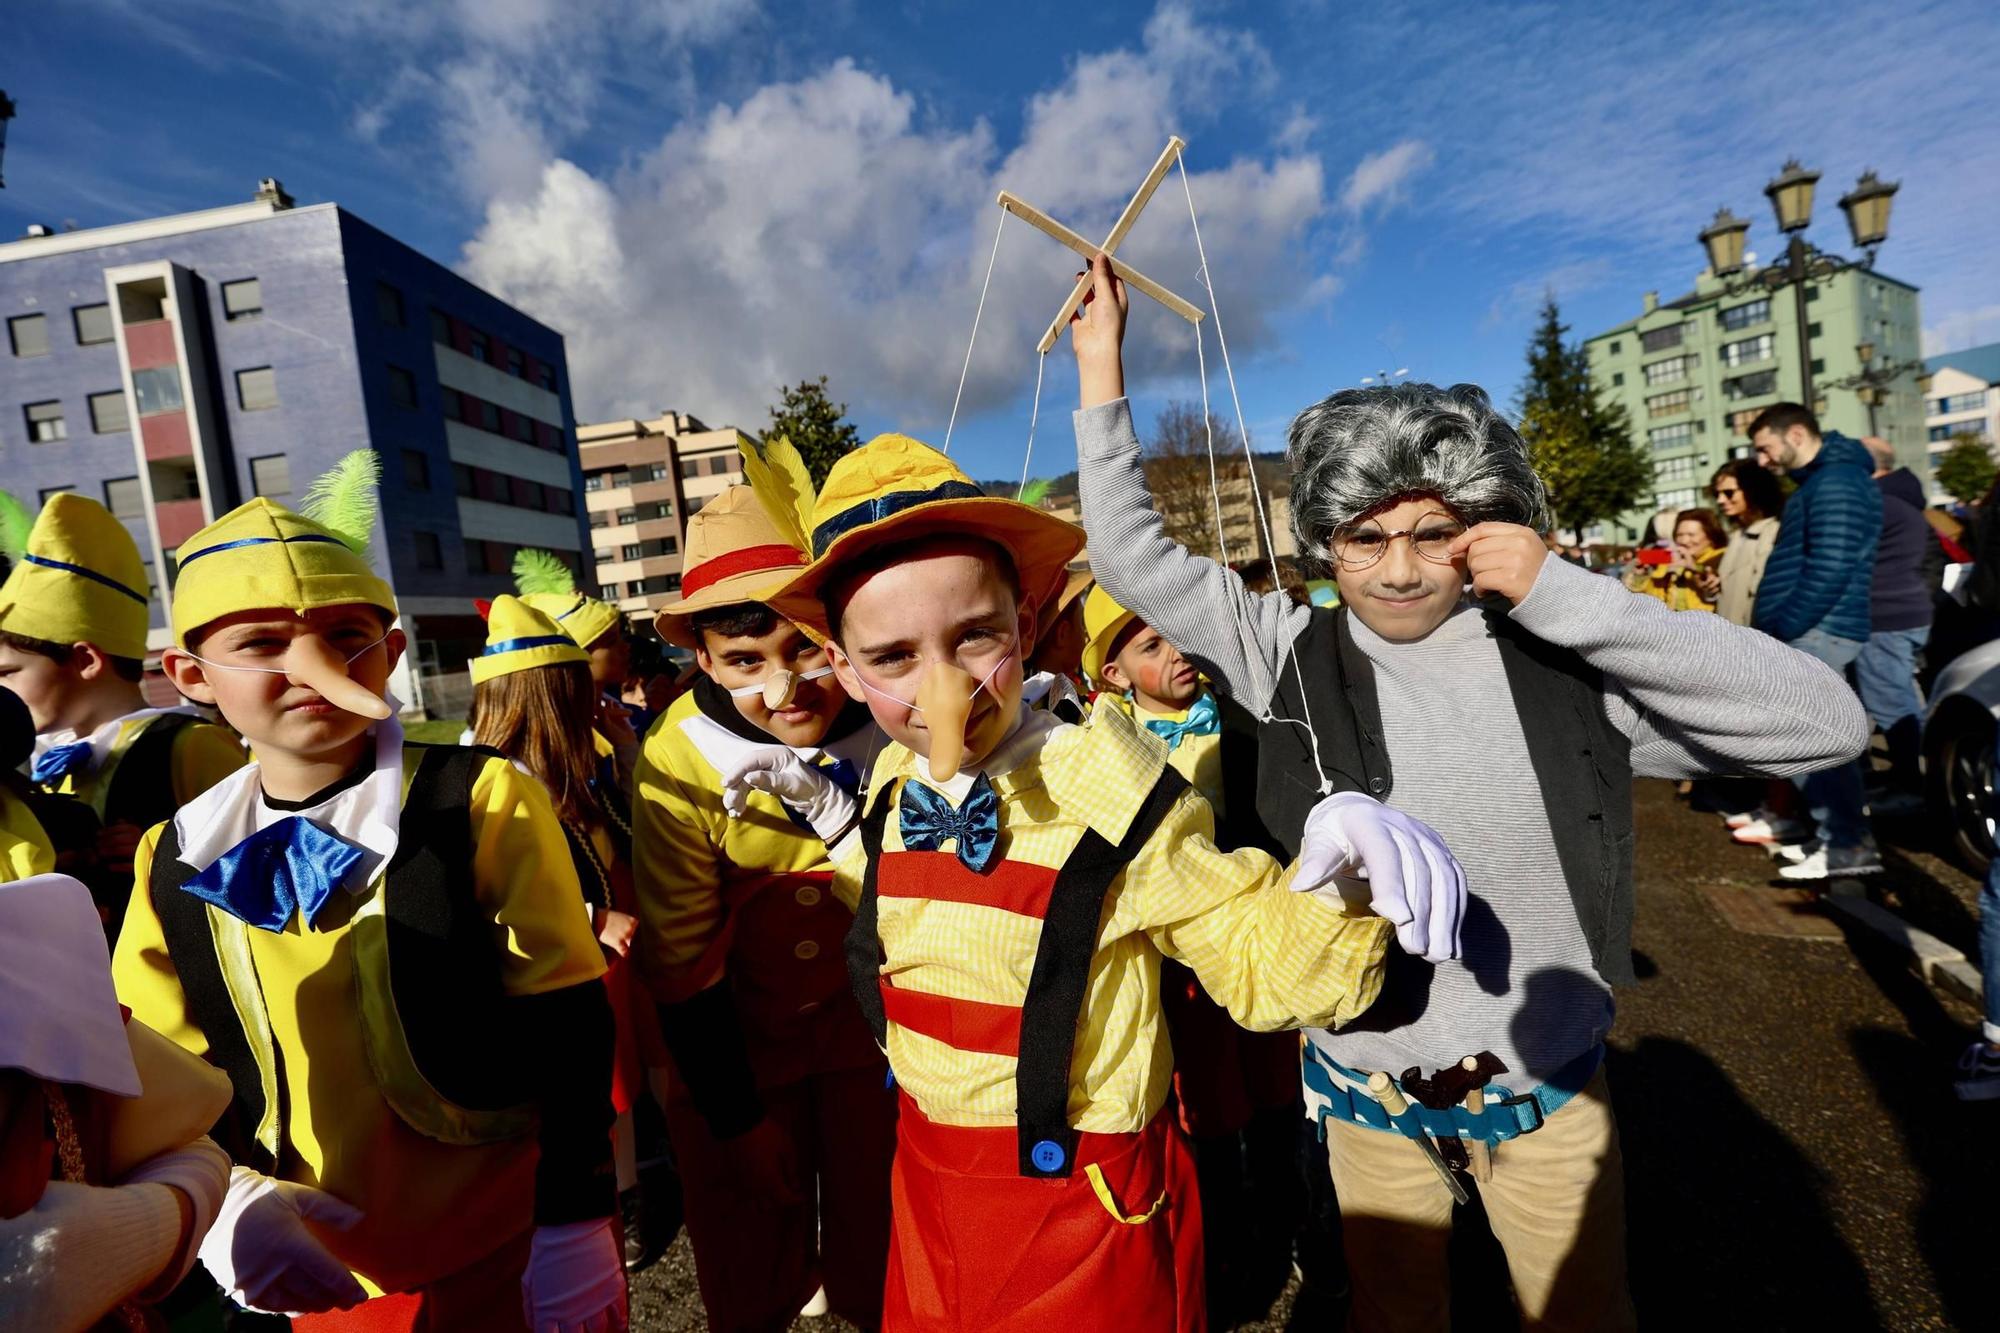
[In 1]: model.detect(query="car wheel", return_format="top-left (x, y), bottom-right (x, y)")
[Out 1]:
top-left (1929, 705), bottom-right (1997, 875)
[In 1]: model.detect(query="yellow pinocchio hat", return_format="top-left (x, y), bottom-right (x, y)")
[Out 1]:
top-left (1079, 584), bottom-right (1140, 689)
top-left (472, 595), bottom-right (591, 684)
top-left (762, 433), bottom-right (1085, 641)
top-left (170, 453), bottom-right (396, 648)
top-left (513, 550), bottom-right (622, 651)
top-left (0, 492), bottom-right (153, 660)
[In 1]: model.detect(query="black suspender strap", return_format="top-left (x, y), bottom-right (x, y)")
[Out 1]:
top-left (1014, 766), bottom-right (1189, 1179)
top-left (844, 780), bottom-right (899, 1049)
top-left (148, 820), bottom-right (274, 1172)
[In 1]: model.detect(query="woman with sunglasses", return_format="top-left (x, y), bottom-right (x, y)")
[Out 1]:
top-left (1706, 459), bottom-right (1787, 626)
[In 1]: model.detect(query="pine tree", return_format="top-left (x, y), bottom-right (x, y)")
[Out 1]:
top-left (764, 376), bottom-right (862, 489)
top-left (1516, 296), bottom-right (1650, 545)
top-left (1935, 433), bottom-right (1997, 505)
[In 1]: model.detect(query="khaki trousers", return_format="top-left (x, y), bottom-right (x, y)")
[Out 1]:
top-left (1325, 1069), bottom-right (1635, 1332)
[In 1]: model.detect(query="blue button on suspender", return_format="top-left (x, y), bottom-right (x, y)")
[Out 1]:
top-left (1030, 1139), bottom-right (1066, 1172)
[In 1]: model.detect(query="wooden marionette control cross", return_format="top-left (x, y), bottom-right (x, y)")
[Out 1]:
top-left (996, 136), bottom-right (1206, 355)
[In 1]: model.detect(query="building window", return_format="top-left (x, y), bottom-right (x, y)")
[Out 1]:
top-left (687, 495), bottom-right (706, 515)
top-left (1654, 455), bottom-right (1701, 483)
top-left (621, 544), bottom-right (643, 560)
top-left (588, 511), bottom-right (610, 530)
top-left (600, 583), bottom-right (623, 601)
top-left (1611, 372), bottom-right (1624, 387)
top-left (376, 282), bottom-right (406, 327)
top-left (24, 401), bottom-right (65, 442)
top-left (221, 279), bottom-right (263, 321)
top-left (1639, 324), bottom-right (1684, 354)
top-left (1654, 487), bottom-right (1699, 512)
top-left (1935, 392), bottom-right (1986, 415)
top-left (583, 472), bottom-right (606, 492)
top-left (536, 364), bottom-right (557, 392)
top-left (1718, 299), bottom-right (1770, 331)
top-left (547, 488), bottom-right (574, 516)
top-left (387, 365), bottom-right (418, 409)
top-left (236, 366), bottom-right (279, 411)
top-left (73, 304), bottom-right (114, 346)
top-left (1724, 370), bottom-right (1780, 400)
top-left (103, 476), bottom-right (145, 518)
top-left (1810, 358), bottom-right (1825, 375)
top-left (430, 308), bottom-right (451, 344)
top-left (508, 414), bottom-right (534, 444)
top-left (87, 390), bottom-right (130, 434)
top-left (414, 530), bottom-right (443, 571)
top-left (1648, 422), bottom-right (1696, 452)
top-left (479, 400), bottom-right (500, 433)
top-left (614, 509), bottom-right (637, 526)
top-left (708, 455), bottom-right (733, 476)
top-left (1807, 321), bottom-right (1822, 338)
top-left (8, 314), bottom-right (48, 358)
top-left (38, 485), bottom-right (73, 504)
top-left (1608, 340), bottom-right (1621, 355)
top-left (638, 573), bottom-right (681, 596)
top-left (1805, 285), bottom-right (1820, 303)
top-left (468, 330), bottom-right (489, 364)
top-left (506, 347), bottom-right (525, 378)
top-left (1729, 409), bottom-right (1764, 435)
top-left (1646, 387), bottom-right (1700, 417)
top-left (510, 475), bottom-right (544, 510)
top-left (593, 547), bottom-right (615, 562)
top-left (1643, 354), bottom-right (1696, 386)
top-left (132, 367), bottom-right (184, 416)
top-left (402, 449), bottom-right (431, 490)
top-left (678, 457), bottom-right (704, 480)
top-left (250, 454), bottom-right (292, 498)
top-left (1719, 333), bottom-right (1774, 368)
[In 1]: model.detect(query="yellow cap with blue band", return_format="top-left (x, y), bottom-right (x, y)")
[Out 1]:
top-left (0, 492), bottom-right (153, 660)
top-left (513, 549), bottom-right (622, 651)
top-left (472, 595), bottom-right (591, 684)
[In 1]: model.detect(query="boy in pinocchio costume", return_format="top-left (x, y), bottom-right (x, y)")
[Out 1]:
top-left (730, 434), bottom-right (1465, 1330)
top-left (111, 453), bottom-right (626, 1331)
top-left (0, 493), bottom-right (245, 938)
top-left (635, 458), bottom-right (894, 1330)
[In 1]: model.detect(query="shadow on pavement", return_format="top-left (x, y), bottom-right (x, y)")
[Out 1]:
top-left (1606, 1037), bottom-right (1877, 1328)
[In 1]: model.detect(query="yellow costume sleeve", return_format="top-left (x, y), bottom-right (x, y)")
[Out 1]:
top-left (467, 756), bottom-right (607, 997)
top-left (170, 722), bottom-right (249, 807)
top-left (630, 731), bottom-right (727, 997)
top-left (1119, 787), bottom-right (1392, 1032)
top-left (0, 787), bottom-right (56, 882)
top-left (110, 824), bottom-right (209, 1059)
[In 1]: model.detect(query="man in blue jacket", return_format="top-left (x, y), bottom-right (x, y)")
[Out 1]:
top-left (1747, 403), bottom-right (1885, 879)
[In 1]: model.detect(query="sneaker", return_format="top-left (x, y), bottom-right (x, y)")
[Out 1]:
top-left (1955, 1042), bottom-right (2000, 1101)
top-left (800, 1286), bottom-right (830, 1317)
top-left (1724, 809), bottom-right (1761, 830)
top-left (1771, 839), bottom-right (1818, 865)
top-left (1734, 817), bottom-right (1810, 845)
top-left (1777, 844), bottom-right (1884, 881)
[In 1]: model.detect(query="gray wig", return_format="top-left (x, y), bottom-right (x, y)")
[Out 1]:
top-left (1286, 382), bottom-right (1550, 564)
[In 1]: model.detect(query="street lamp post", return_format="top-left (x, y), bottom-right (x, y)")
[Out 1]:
top-left (0, 90), bottom-right (15, 190)
top-left (1698, 160), bottom-right (1901, 425)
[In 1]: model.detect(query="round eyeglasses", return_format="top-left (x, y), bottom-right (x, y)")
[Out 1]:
top-left (1330, 512), bottom-right (1467, 570)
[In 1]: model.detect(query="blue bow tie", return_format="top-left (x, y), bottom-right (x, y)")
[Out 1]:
top-left (181, 817), bottom-right (370, 933)
top-left (32, 741), bottom-right (95, 785)
top-left (1142, 692), bottom-right (1220, 750)
top-left (899, 774), bottom-right (1001, 874)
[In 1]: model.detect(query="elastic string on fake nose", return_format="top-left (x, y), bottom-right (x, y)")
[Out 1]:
top-left (853, 653), bottom-right (1014, 717)
top-left (185, 631), bottom-right (392, 676)
top-left (725, 663), bottom-right (835, 699)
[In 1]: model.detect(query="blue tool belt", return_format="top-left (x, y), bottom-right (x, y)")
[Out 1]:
top-left (1302, 1044), bottom-right (1603, 1148)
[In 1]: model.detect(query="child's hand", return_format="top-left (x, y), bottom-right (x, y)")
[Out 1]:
top-left (593, 908), bottom-right (637, 957)
top-left (1293, 792), bottom-right (1467, 964)
top-left (1447, 523), bottom-right (1550, 606)
top-left (1071, 252), bottom-right (1128, 410)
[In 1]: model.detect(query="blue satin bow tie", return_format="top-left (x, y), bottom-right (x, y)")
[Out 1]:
top-left (32, 741), bottom-right (95, 785)
top-left (899, 774), bottom-right (1001, 874)
top-left (181, 817), bottom-right (370, 933)
top-left (1142, 692), bottom-right (1220, 750)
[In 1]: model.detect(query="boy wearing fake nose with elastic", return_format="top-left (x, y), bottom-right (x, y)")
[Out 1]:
top-left (635, 478), bottom-right (895, 1331)
top-left (726, 433), bottom-right (1466, 1330)
top-left (111, 454), bottom-right (625, 1331)
top-left (0, 492), bottom-right (245, 940)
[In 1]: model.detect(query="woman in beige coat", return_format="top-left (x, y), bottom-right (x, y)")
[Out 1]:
top-left (1704, 459), bottom-right (1786, 626)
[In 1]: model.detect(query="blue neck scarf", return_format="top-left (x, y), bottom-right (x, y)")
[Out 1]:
top-left (31, 741), bottom-right (96, 785)
top-left (181, 817), bottom-right (369, 933)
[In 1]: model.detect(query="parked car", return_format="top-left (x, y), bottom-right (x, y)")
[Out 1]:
top-left (1925, 634), bottom-right (2000, 873)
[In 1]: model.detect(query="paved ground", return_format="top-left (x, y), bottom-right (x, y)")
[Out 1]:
top-left (629, 780), bottom-right (1992, 1331)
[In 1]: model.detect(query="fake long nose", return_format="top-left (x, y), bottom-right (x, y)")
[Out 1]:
top-left (290, 635), bottom-right (392, 721)
top-left (762, 670), bottom-right (798, 710)
top-left (915, 661), bottom-right (976, 781)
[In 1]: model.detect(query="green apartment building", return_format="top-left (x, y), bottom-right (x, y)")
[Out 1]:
top-left (1583, 264), bottom-right (1924, 540)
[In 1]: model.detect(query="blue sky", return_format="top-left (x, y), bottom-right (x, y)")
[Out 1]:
top-left (8, 0), bottom-right (1999, 483)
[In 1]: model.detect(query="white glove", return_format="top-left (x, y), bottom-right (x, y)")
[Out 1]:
top-left (521, 1218), bottom-right (628, 1332)
top-left (719, 748), bottom-right (858, 844)
top-left (1294, 791), bottom-right (1467, 964)
top-left (118, 1136), bottom-right (231, 1294)
top-left (197, 1166), bottom-right (367, 1316)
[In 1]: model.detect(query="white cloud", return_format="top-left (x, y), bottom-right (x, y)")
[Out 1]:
top-left (460, 4), bottom-right (1344, 441)
top-left (1340, 140), bottom-right (1434, 216)
top-left (1925, 303), bottom-right (2000, 357)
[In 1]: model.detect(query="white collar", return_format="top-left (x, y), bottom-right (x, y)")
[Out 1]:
top-left (33, 705), bottom-right (200, 774)
top-left (0, 873), bottom-right (143, 1095)
top-left (174, 707), bottom-right (405, 887)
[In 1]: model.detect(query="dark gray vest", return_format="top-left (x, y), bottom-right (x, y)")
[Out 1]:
top-left (1225, 604), bottom-right (1637, 986)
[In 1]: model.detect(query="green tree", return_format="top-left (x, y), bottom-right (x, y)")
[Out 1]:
top-left (764, 376), bottom-right (861, 488)
top-left (1516, 296), bottom-right (1651, 544)
top-left (1935, 432), bottom-right (1997, 505)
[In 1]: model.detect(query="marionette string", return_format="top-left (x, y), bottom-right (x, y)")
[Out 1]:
top-left (944, 205), bottom-right (1009, 456)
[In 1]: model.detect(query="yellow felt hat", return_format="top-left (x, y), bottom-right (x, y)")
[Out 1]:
top-left (653, 485), bottom-right (809, 649)
top-left (171, 498), bottom-right (397, 647)
top-left (764, 434), bottom-right (1085, 640)
top-left (512, 550), bottom-right (622, 651)
top-left (472, 595), bottom-right (591, 684)
top-left (0, 494), bottom-right (152, 660)
top-left (1080, 584), bottom-right (1140, 689)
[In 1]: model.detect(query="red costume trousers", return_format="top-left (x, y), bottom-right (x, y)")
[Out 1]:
top-left (885, 1094), bottom-right (1206, 1332)
top-left (290, 1229), bottom-right (531, 1333)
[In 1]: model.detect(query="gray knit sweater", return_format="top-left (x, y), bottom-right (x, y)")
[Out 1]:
top-left (1075, 398), bottom-right (1868, 1090)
